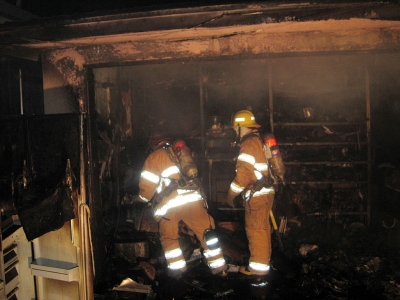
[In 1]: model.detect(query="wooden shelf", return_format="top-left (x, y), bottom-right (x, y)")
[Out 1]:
top-left (1, 216), bottom-right (20, 233)
top-left (307, 212), bottom-right (368, 216)
top-left (287, 180), bottom-right (368, 185)
top-left (279, 142), bottom-right (367, 146)
top-left (284, 161), bottom-right (368, 165)
top-left (31, 258), bottom-right (79, 282)
top-left (4, 260), bottom-right (19, 296)
top-left (0, 280), bottom-right (4, 300)
top-left (274, 121), bottom-right (367, 126)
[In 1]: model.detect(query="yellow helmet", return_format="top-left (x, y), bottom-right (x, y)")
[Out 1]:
top-left (232, 110), bottom-right (260, 127)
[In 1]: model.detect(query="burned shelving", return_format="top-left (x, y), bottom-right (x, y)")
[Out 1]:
top-left (270, 56), bottom-right (371, 226)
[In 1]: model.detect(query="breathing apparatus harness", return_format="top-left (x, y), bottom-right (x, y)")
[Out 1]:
top-left (239, 132), bottom-right (275, 202)
top-left (163, 140), bottom-right (201, 191)
top-left (154, 140), bottom-right (218, 249)
top-left (151, 141), bottom-right (198, 208)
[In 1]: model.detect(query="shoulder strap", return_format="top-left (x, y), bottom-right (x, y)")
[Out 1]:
top-left (162, 143), bottom-right (185, 181)
top-left (162, 143), bottom-right (179, 166)
top-left (240, 132), bottom-right (262, 144)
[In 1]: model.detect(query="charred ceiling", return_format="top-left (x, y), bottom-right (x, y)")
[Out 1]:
top-left (0, 2), bottom-right (400, 61)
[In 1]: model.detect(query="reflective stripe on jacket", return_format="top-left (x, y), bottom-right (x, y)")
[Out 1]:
top-left (228, 133), bottom-right (275, 201)
top-left (139, 147), bottom-right (203, 221)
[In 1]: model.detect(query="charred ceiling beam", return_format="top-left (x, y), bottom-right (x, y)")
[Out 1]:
top-left (38, 16), bottom-right (400, 112)
top-left (50, 19), bottom-right (400, 66)
top-left (1, 2), bottom-right (400, 61)
top-left (0, 2), bottom-right (397, 43)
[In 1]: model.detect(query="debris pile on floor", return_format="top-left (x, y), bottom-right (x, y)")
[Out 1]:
top-left (94, 209), bottom-right (400, 299)
top-left (271, 217), bottom-right (400, 300)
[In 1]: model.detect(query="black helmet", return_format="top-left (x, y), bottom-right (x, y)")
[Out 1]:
top-left (150, 130), bottom-right (171, 150)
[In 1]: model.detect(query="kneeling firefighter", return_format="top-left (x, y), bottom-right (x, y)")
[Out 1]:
top-left (138, 131), bottom-right (227, 278)
top-left (226, 110), bottom-right (275, 276)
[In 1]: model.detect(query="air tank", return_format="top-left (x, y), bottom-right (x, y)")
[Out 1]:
top-left (263, 133), bottom-right (286, 182)
top-left (172, 139), bottom-right (198, 179)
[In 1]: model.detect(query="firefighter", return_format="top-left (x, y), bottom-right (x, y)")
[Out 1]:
top-left (137, 131), bottom-right (227, 279)
top-left (226, 110), bottom-right (275, 277)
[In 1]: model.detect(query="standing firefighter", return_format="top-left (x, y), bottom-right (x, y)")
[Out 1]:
top-left (227, 110), bottom-right (275, 277)
top-left (138, 131), bottom-right (227, 279)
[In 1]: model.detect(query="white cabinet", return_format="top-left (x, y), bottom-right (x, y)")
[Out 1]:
top-left (0, 216), bottom-right (80, 300)
top-left (0, 217), bottom-right (35, 300)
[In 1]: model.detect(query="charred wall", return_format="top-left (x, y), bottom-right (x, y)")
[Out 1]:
top-left (0, 56), bottom-right (44, 116)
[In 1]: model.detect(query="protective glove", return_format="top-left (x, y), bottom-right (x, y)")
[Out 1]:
top-left (129, 194), bottom-right (150, 205)
top-left (226, 190), bottom-right (239, 208)
top-left (241, 188), bottom-right (253, 202)
top-left (135, 195), bottom-right (144, 201)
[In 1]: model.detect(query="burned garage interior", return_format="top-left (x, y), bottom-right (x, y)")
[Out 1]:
top-left (1, 1), bottom-right (400, 299)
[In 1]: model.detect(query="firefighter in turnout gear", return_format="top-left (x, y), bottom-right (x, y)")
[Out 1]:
top-left (227, 110), bottom-right (275, 277)
top-left (138, 131), bottom-right (227, 279)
